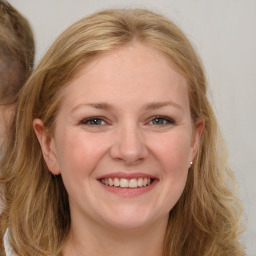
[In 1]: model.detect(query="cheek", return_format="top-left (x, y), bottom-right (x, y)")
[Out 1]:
top-left (151, 133), bottom-right (191, 212)
top-left (56, 131), bottom-right (109, 177)
top-left (150, 131), bottom-right (192, 174)
top-left (55, 132), bottom-right (110, 203)
top-left (159, 137), bottom-right (190, 189)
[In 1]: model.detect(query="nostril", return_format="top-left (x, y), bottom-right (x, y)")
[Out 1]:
top-left (108, 126), bottom-right (149, 164)
top-left (110, 143), bottom-right (148, 164)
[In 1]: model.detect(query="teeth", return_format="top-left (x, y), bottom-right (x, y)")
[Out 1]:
top-left (137, 178), bottom-right (143, 187)
top-left (120, 178), bottom-right (129, 187)
top-left (109, 178), bottom-right (114, 186)
top-left (114, 178), bottom-right (119, 187)
top-left (100, 177), bottom-right (152, 188)
top-left (129, 178), bottom-right (137, 188)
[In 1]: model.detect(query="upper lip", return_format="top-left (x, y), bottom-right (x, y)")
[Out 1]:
top-left (96, 172), bottom-right (158, 180)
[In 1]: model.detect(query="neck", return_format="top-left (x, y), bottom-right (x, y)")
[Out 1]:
top-left (62, 217), bottom-right (168, 256)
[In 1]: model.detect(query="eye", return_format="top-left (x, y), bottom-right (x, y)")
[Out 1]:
top-left (148, 116), bottom-right (175, 126)
top-left (80, 117), bottom-right (107, 126)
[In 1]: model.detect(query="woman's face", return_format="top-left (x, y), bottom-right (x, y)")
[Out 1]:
top-left (35, 43), bottom-right (203, 231)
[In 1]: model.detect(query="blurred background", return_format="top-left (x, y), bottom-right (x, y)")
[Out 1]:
top-left (8, 0), bottom-right (256, 255)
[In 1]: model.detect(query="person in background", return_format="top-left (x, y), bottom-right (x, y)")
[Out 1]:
top-left (0, 0), bottom-right (35, 146)
top-left (0, 8), bottom-right (244, 256)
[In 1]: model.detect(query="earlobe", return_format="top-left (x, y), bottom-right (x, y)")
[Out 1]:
top-left (33, 119), bottom-right (60, 175)
top-left (191, 118), bottom-right (205, 160)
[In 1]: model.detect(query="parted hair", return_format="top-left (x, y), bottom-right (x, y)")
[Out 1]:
top-left (0, 8), bottom-right (244, 256)
top-left (0, 0), bottom-right (35, 106)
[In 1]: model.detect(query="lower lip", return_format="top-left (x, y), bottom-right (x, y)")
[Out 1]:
top-left (99, 180), bottom-right (158, 197)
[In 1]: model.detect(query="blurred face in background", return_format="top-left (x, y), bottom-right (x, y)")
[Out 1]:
top-left (0, 57), bottom-right (23, 147)
top-left (0, 105), bottom-right (14, 146)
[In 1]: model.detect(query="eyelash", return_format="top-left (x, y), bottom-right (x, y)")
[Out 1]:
top-left (148, 116), bottom-right (176, 126)
top-left (79, 115), bottom-right (175, 126)
top-left (79, 117), bottom-right (108, 126)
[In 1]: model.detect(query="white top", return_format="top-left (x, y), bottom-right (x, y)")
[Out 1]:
top-left (3, 229), bottom-right (18, 256)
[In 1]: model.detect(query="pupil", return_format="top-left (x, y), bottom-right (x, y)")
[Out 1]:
top-left (155, 118), bottom-right (162, 124)
top-left (91, 119), bottom-right (100, 124)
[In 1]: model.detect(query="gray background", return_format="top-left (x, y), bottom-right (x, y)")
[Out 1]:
top-left (9, 0), bottom-right (256, 255)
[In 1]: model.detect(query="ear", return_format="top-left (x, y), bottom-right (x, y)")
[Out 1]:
top-left (33, 119), bottom-right (60, 175)
top-left (190, 118), bottom-right (205, 161)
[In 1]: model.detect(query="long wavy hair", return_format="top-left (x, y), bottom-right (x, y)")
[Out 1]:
top-left (0, 8), bottom-right (244, 256)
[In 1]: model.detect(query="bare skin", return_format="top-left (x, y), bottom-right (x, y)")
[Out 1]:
top-left (34, 43), bottom-right (203, 256)
top-left (62, 216), bottom-right (167, 256)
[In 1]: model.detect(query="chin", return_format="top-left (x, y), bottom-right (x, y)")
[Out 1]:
top-left (99, 206), bottom-right (166, 231)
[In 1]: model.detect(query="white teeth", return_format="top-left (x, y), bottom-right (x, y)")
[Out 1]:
top-left (129, 178), bottom-right (137, 188)
top-left (120, 178), bottom-right (129, 188)
top-left (109, 178), bottom-right (114, 186)
top-left (100, 177), bottom-right (153, 188)
top-left (114, 178), bottom-right (119, 187)
top-left (137, 178), bottom-right (143, 187)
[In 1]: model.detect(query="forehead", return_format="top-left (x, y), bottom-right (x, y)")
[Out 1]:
top-left (58, 43), bottom-right (189, 111)
top-left (70, 42), bottom-right (183, 83)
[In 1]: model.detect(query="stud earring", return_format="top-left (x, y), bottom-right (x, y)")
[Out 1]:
top-left (190, 161), bottom-right (193, 165)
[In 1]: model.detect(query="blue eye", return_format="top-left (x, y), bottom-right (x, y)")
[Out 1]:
top-left (80, 117), bottom-right (107, 126)
top-left (149, 116), bottom-right (175, 125)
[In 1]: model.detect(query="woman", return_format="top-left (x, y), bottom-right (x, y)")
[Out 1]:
top-left (0, 8), bottom-right (244, 256)
top-left (0, 0), bottom-right (35, 146)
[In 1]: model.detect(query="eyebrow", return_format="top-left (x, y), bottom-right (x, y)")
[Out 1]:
top-left (70, 103), bottom-right (113, 113)
top-left (144, 101), bottom-right (183, 111)
top-left (71, 101), bottom-right (183, 113)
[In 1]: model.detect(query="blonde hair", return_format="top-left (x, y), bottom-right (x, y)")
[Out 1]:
top-left (0, 9), bottom-right (244, 256)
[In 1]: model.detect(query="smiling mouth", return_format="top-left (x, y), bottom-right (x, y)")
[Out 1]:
top-left (100, 178), bottom-right (154, 188)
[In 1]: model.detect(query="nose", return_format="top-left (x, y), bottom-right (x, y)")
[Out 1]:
top-left (109, 122), bottom-right (148, 165)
